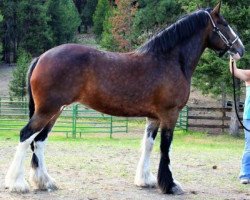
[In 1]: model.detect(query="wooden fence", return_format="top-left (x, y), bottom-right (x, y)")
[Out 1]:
top-left (188, 107), bottom-right (243, 133)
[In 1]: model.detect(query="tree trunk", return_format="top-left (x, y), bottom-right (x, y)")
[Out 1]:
top-left (230, 104), bottom-right (239, 136)
top-left (229, 78), bottom-right (241, 136)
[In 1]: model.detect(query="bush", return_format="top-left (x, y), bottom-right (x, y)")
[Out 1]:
top-left (93, 0), bottom-right (110, 39)
top-left (9, 50), bottom-right (31, 99)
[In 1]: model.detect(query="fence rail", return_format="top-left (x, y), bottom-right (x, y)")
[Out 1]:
top-left (187, 106), bottom-right (242, 133)
top-left (0, 97), bottom-right (129, 138)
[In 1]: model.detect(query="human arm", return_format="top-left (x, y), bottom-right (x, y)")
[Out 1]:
top-left (229, 56), bottom-right (250, 82)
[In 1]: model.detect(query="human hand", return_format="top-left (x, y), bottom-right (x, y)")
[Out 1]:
top-left (229, 56), bottom-right (236, 73)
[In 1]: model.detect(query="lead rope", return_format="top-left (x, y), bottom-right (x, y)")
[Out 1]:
top-left (232, 60), bottom-right (250, 132)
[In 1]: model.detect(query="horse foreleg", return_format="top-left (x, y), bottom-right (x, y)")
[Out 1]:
top-left (158, 116), bottom-right (184, 195)
top-left (5, 115), bottom-right (50, 193)
top-left (134, 118), bottom-right (159, 187)
top-left (29, 113), bottom-right (60, 191)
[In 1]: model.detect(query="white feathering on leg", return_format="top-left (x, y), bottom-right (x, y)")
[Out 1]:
top-left (134, 120), bottom-right (157, 187)
top-left (5, 132), bottom-right (39, 193)
top-left (29, 140), bottom-right (57, 191)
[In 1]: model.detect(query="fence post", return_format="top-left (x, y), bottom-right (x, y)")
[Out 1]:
top-left (72, 104), bottom-right (77, 138)
top-left (222, 108), bottom-right (225, 133)
top-left (110, 116), bottom-right (113, 138)
top-left (24, 98), bottom-right (27, 115)
top-left (0, 97), bottom-right (1, 115)
top-left (180, 109), bottom-right (183, 128)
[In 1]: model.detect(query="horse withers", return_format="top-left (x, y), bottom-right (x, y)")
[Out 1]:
top-left (5, 2), bottom-right (244, 195)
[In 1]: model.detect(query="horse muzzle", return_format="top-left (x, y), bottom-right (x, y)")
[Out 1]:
top-left (228, 47), bottom-right (245, 60)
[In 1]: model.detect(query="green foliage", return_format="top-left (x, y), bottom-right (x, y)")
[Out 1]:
top-left (0, 0), bottom-right (19, 62)
top-left (101, 0), bottom-right (137, 52)
top-left (131, 0), bottom-right (182, 45)
top-left (0, 11), bottom-right (3, 58)
top-left (17, 0), bottom-right (52, 55)
top-left (0, 12), bottom-right (3, 22)
top-left (100, 8), bottom-right (118, 51)
top-left (9, 50), bottom-right (31, 98)
top-left (93, 0), bottom-right (110, 39)
top-left (0, 0), bottom-right (81, 60)
top-left (82, 0), bottom-right (98, 32)
top-left (48, 0), bottom-right (81, 45)
top-left (193, 51), bottom-right (231, 96)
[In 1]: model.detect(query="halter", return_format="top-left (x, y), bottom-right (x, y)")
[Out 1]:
top-left (205, 11), bottom-right (239, 57)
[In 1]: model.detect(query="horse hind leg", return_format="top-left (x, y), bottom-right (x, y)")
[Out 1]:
top-left (29, 111), bottom-right (62, 191)
top-left (134, 118), bottom-right (159, 187)
top-left (5, 112), bottom-right (57, 193)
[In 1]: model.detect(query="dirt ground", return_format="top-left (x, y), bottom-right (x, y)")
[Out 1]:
top-left (0, 134), bottom-right (249, 200)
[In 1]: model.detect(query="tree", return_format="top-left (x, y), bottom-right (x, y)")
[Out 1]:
top-left (0, 10), bottom-right (4, 60)
top-left (101, 0), bottom-right (137, 51)
top-left (82, 0), bottom-right (98, 32)
top-left (48, 0), bottom-right (81, 46)
top-left (131, 0), bottom-right (182, 45)
top-left (0, 0), bottom-right (18, 62)
top-left (93, 0), bottom-right (111, 39)
top-left (99, 6), bottom-right (117, 50)
top-left (17, 0), bottom-right (53, 56)
top-left (9, 50), bottom-right (31, 99)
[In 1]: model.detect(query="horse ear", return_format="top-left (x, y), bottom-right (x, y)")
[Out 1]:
top-left (212, 1), bottom-right (222, 15)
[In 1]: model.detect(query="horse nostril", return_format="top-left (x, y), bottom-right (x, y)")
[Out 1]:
top-left (239, 48), bottom-right (245, 57)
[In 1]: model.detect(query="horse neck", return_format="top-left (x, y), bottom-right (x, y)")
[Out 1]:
top-left (173, 28), bottom-right (208, 81)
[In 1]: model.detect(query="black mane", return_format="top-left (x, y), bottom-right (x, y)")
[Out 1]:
top-left (137, 9), bottom-right (212, 54)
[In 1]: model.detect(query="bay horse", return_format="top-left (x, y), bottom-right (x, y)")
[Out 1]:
top-left (5, 2), bottom-right (244, 195)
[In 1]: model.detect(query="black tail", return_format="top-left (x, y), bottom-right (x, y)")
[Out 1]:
top-left (27, 57), bottom-right (39, 119)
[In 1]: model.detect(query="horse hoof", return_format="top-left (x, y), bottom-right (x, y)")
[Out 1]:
top-left (31, 178), bottom-right (58, 191)
top-left (170, 181), bottom-right (184, 195)
top-left (29, 171), bottom-right (58, 191)
top-left (134, 172), bottom-right (157, 188)
top-left (45, 181), bottom-right (58, 191)
top-left (8, 179), bottom-right (30, 193)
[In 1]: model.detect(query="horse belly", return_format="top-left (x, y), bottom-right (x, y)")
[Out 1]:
top-left (78, 91), bottom-right (157, 118)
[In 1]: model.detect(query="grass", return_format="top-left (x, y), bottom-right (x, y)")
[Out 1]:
top-left (0, 126), bottom-right (244, 153)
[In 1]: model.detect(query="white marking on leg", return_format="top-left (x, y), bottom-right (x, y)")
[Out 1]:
top-left (29, 140), bottom-right (57, 191)
top-left (5, 132), bottom-right (39, 193)
top-left (134, 120), bottom-right (157, 187)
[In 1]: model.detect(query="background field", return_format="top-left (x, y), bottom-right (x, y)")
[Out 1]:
top-left (0, 130), bottom-right (249, 200)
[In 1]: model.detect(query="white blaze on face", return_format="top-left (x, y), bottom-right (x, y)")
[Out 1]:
top-left (228, 25), bottom-right (244, 60)
top-left (228, 25), bottom-right (237, 38)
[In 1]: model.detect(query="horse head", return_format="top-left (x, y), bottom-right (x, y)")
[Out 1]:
top-left (206, 2), bottom-right (245, 60)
